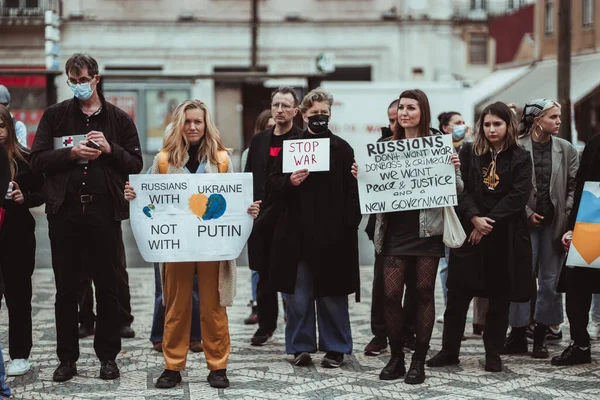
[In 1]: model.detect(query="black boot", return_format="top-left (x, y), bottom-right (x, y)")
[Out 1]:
top-left (551, 343), bottom-right (592, 366)
top-left (379, 349), bottom-right (406, 380)
top-left (532, 324), bottom-right (549, 359)
top-left (405, 352), bottom-right (426, 384)
top-left (501, 326), bottom-right (528, 354)
top-left (426, 350), bottom-right (460, 367)
top-left (485, 353), bottom-right (503, 372)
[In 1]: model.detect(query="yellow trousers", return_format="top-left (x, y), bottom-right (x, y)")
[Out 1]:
top-left (163, 261), bottom-right (230, 371)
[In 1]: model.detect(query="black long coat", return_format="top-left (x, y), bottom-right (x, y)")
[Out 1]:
top-left (258, 129), bottom-right (362, 298)
top-left (447, 142), bottom-right (533, 302)
top-left (557, 134), bottom-right (600, 294)
top-left (245, 125), bottom-right (303, 273)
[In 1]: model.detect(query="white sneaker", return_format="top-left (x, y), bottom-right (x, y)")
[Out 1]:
top-left (6, 358), bottom-right (31, 376)
top-left (436, 315), bottom-right (444, 324)
top-left (588, 322), bottom-right (600, 340)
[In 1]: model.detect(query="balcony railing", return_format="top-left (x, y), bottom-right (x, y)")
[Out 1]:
top-left (0, 0), bottom-right (60, 18)
top-left (451, 0), bottom-right (534, 21)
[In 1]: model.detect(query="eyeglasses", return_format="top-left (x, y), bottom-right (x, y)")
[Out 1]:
top-left (66, 76), bottom-right (94, 86)
top-left (271, 102), bottom-right (294, 110)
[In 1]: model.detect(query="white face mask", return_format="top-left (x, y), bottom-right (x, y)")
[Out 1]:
top-left (68, 81), bottom-right (94, 100)
top-left (452, 124), bottom-right (466, 141)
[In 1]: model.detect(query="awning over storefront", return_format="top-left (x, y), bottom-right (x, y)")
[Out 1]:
top-left (475, 53), bottom-right (600, 112)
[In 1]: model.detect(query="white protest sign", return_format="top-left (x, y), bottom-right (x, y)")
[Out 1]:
top-left (355, 134), bottom-right (458, 214)
top-left (128, 173), bottom-right (254, 263)
top-left (282, 138), bottom-right (330, 173)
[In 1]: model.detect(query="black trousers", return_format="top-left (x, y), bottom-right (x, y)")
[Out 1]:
top-left (0, 222), bottom-right (35, 360)
top-left (48, 196), bottom-right (121, 362)
top-left (566, 284), bottom-right (593, 348)
top-left (78, 223), bottom-right (133, 328)
top-left (257, 271), bottom-right (279, 333)
top-left (370, 253), bottom-right (417, 339)
top-left (442, 287), bottom-right (510, 356)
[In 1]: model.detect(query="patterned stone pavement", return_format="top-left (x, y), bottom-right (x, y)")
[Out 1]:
top-left (1, 266), bottom-right (599, 400)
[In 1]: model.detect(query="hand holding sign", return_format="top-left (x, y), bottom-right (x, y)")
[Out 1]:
top-left (283, 138), bottom-right (330, 173)
top-left (290, 169), bottom-right (310, 186)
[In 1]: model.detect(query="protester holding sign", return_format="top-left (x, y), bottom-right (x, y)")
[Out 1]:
top-left (0, 106), bottom-right (44, 377)
top-left (352, 89), bottom-right (462, 384)
top-left (555, 133), bottom-right (600, 366)
top-left (124, 100), bottom-right (260, 389)
top-left (427, 102), bottom-right (533, 373)
top-left (503, 99), bottom-right (578, 359)
top-left (260, 88), bottom-right (361, 369)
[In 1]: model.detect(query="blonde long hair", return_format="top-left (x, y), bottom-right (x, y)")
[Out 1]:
top-left (0, 105), bottom-right (28, 180)
top-left (162, 100), bottom-right (227, 168)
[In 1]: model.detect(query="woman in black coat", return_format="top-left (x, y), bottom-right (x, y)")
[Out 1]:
top-left (427, 102), bottom-right (533, 372)
top-left (553, 133), bottom-right (600, 366)
top-left (0, 105), bottom-right (44, 377)
top-left (262, 88), bottom-right (361, 368)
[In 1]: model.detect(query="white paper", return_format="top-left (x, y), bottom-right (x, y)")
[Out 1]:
top-left (355, 135), bottom-right (458, 214)
top-left (128, 173), bottom-right (254, 263)
top-left (282, 138), bottom-right (330, 173)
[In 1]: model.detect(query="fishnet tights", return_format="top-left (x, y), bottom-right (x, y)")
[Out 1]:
top-left (382, 255), bottom-right (439, 354)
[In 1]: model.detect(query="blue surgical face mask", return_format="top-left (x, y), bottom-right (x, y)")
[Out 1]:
top-left (452, 124), bottom-right (466, 141)
top-left (69, 81), bottom-right (94, 101)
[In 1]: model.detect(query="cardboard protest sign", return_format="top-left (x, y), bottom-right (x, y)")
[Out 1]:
top-left (128, 173), bottom-right (254, 263)
top-left (566, 181), bottom-right (600, 268)
top-left (282, 138), bottom-right (330, 173)
top-left (354, 134), bottom-right (458, 214)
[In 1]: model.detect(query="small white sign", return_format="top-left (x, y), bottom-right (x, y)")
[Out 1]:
top-left (282, 138), bottom-right (330, 173)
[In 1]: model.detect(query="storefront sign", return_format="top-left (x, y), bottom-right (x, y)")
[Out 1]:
top-left (129, 173), bottom-right (254, 262)
top-left (355, 134), bottom-right (457, 214)
top-left (282, 138), bottom-right (330, 173)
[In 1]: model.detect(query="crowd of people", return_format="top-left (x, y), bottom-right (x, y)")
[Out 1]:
top-left (0, 53), bottom-right (599, 396)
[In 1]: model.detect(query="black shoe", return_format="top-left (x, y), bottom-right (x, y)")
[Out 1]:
top-left (293, 352), bottom-right (312, 366)
top-left (155, 369), bottom-right (182, 388)
top-left (426, 351), bottom-right (460, 367)
top-left (52, 361), bottom-right (77, 382)
top-left (485, 353), bottom-right (503, 372)
top-left (364, 336), bottom-right (388, 356)
top-left (501, 327), bottom-right (528, 355)
top-left (546, 328), bottom-right (563, 341)
top-left (473, 323), bottom-right (484, 336)
top-left (207, 369), bottom-right (229, 388)
top-left (532, 324), bottom-right (549, 359)
top-left (321, 351), bottom-right (344, 368)
top-left (99, 360), bottom-right (120, 380)
top-left (379, 353), bottom-right (406, 380)
top-left (120, 326), bottom-right (135, 339)
top-left (244, 303), bottom-right (259, 325)
top-left (250, 328), bottom-right (273, 346)
top-left (78, 324), bottom-right (95, 339)
top-left (551, 343), bottom-right (592, 366)
top-left (405, 354), bottom-right (426, 384)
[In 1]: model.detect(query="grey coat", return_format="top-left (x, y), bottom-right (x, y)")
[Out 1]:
top-left (518, 135), bottom-right (579, 247)
top-left (374, 133), bottom-right (464, 254)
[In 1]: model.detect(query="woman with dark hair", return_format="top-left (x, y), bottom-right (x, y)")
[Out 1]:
top-left (427, 101), bottom-right (533, 372)
top-left (0, 142), bottom-right (12, 399)
top-left (0, 105), bottom-right (44, 377)
top-left (354, 89), bottom-right (462, 384)
top-left (438, 111), bottom-right (472, 151)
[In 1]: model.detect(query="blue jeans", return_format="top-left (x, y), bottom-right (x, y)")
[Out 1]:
top-left (0, 342), bottom-right (10, 398)
top-left (592, 294), bottom-right (600, 323)
top-left (509, 224), bottom-right (564, 327)
top-left (150, 264), bottom-right (202, 343)
top-left (251, 270), bottom-right (259, 303)
top-left (439, 246), bottom-right (450, 306)
top-left (284, 261), bottom-right (352, 355)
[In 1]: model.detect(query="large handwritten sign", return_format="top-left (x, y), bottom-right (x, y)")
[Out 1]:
top-left (128, 173), bottom-right (254, 262)
top-left (283, 138), bottom-right (330, 173)
top-left (355, 134), bottom-right (458, 214)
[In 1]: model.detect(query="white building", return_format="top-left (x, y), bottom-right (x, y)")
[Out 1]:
top-left (1, 0), bottom-right (534, 165)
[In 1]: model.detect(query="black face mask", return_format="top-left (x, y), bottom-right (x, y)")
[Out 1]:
top-left (307, 114), bottom-right (329, 134)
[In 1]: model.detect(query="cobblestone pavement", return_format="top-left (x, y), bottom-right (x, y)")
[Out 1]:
top-left (1, 267), bottom-right (599, 400)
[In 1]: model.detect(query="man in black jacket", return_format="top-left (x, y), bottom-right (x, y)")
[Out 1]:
top-left (30, 53), bottom-right (143, 382)
top-left (245, 86), bottom-right (303, 346)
